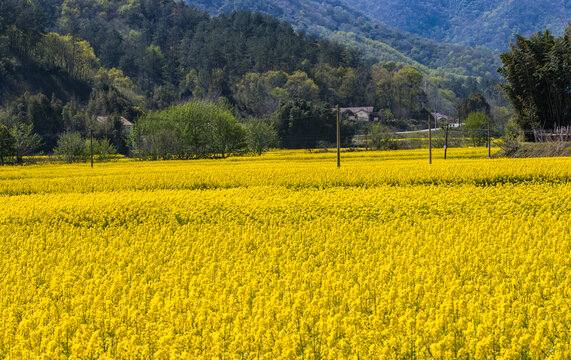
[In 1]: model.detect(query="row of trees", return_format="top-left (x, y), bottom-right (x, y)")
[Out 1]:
top-left (133, 100), bottom-right (277, 160)
top-left (1, 0), bottom-right (505, 160)
top-left (1, 99), bottom-right (280, 163)
top-left (0, 122), bottom-right (123, 164)
top-left (2, 0), bottom-right (565, 162)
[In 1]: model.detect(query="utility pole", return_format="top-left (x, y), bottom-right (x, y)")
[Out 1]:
top-left (488, 116), bottom-right (491, 158)
top-left (90, 129), bottom-right (93, 168)
top-left (337, 104), bottom-right (341, 168)
top-left (444, 124), bottom-right (449, 160)
top-left (428, 113), bottom-right (432, 164)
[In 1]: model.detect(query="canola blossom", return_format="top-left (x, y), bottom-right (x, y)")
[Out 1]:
top-left (0, 148), bottom-right (570, 359)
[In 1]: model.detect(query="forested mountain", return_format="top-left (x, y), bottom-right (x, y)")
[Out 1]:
top-left (347, 0), bottom-right (570, 51)
top-left (0, 0), bottom-right (510, 156)
top-left (186, 0), bottom-right (500, 77)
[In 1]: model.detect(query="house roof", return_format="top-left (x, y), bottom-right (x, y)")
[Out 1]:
top-left (431, 112), bottom-right (455, 122)
top-left (96, 116), bottom-right (133, 127)
top-left (339, 107), bottom-right (374, 114)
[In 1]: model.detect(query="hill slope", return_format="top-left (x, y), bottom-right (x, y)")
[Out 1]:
top-left (186, 0), bottom-right (501, 77)
top-left (347, 0), bottom-right (570, 50)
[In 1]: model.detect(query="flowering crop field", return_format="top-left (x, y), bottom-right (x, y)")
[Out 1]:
top-left (1, 148), bottom-right (570, 359)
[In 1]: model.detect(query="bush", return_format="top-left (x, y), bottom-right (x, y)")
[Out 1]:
top-left (245, 119), bottom-right (278, 155)
top-left (464, 112), bottom-right (489, 146)
top-left (133, 100), bottom-right (247, 159)
top-left (90, 138), bottom-right (117, 161)
top-left (370, 123), bottom-right (399, 150)
top-left (55, 132), bottom-right (87, 163)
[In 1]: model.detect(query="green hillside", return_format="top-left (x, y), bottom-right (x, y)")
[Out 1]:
top-left (0, 0), bottom-right (509, 156)
top-left (348, 0), bottom-right (570, 50)
top-left (186, 0), bottom-right (501, 77)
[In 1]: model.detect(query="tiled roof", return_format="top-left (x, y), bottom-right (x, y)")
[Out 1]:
top-left (339, 107), bottom-right (374, 114)
top-left (96, 116), bottom-right (133, 127)
top-left (431, 112), bottom-right (455, 122)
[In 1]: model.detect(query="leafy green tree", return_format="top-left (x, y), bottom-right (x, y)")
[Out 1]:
top-left (211, 110), bottom-right (247, 158)
top-left (284, 71), bottom-right (320, 102)
top-left (38, 33), bottom-right (99, 80)
top-left (12, 92), bottom-right (63, 151)
top-left (498, 26), bottom-right (571, 135)
top-left (0, 125), bottom-right (16, 165)
top-left (134, 100), bottom-right (246, 159)
top-left (456, 93), bottom-right (490, 122)
top-left (464, 112), bottom-right (488, 147)
top-left (141, 44), bottom-right (167, 90)
top-left (336, 67), bottom-right (375, 107)
top-left (54, 132), bottom-right (87, 163)
top-left (10, 123), bottom-right (42, 164)
top-left (234, 71), bottom-right (288, 116)
top-left (394, 67), bottom-right (425, 113)
top-left (89, 138), bottom-right (117, 161)
top-left (370, 123), bottom-right (397, 150)
top-left (273, 99), bottom-right (355, 148)
top-left (245, 119), bottom-right (278, 155)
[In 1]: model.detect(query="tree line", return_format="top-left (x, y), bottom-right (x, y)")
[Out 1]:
top-left (499, 25), bottom-right (571, 138)
top-left (0, 0), bottom-right (567, 163)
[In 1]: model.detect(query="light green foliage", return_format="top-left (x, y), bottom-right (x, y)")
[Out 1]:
top-left (210, 110), bottom-right (247, 158)
top-left (234, 71), bottom-right (288, 116)
top-left (464, 112), bottom-right (489, 147)
top-left (55, 132), bottom-right (87, 163)
top-left (88, 138), bottom-right (117, 161)
top-left (245, 119), bottom-right (278, 155)
top-left (372, 63), bottom-right (427, 121)
top-left (370, 123), bottom-right (398, 150)
top-left (491, 106), bottom-right (511, 129)
top-left (284, 71), bottom-right (320, 102)
top-left (10, 123), bottom-right (42, 164)
top-left (38, 33), bottom-right (100, 80)
top-left (134, 100), bottom-right (246, 159)
top-left (94, 68), bottom-right (145, 106)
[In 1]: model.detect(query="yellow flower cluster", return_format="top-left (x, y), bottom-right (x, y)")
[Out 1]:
top-left (0, 148), bottom-right (569, 359)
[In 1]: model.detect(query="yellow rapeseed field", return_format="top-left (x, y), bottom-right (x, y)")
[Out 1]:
top-left (0, 148), bottom-right (570, 359)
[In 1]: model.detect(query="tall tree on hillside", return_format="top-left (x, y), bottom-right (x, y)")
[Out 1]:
top-left (498, 26), bottom-right (571, 135)
top-left (456, 92), bottom-right (490, 122)
top-left (13, 92), bottom-right (63, 151)
top-left (10, 123), bottom-right (42, 164)
top-left (0, 125), bottom-right (16, 165)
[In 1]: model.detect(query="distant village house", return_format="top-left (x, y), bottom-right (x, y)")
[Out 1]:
top-left (430, 112), bottom-right (456, 127)
top-left (96, 116), bottom-right (133, 134)
top-left (338, 107), bottom-right (379, 122)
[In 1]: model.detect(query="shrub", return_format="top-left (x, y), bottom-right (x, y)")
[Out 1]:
top-left (133, 100), bottom-right (247, 159)
top-left (55, 132), bottom-right (87, 163)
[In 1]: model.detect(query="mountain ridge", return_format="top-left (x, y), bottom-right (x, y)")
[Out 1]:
top-left (185, 0), bottom-right (501, 78)
top-left (346, 0), bottom-right (570, 50)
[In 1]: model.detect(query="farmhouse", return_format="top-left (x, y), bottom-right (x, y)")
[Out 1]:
top-left (430, 112), bottom-right (455, 127)
top-left (96, 115), bottom-right (133, 134)
top-left (338, 107), bottom-right (379, 122)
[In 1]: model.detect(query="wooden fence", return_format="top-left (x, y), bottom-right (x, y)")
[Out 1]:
top-left (534, 126), bottom-right (571, 142)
